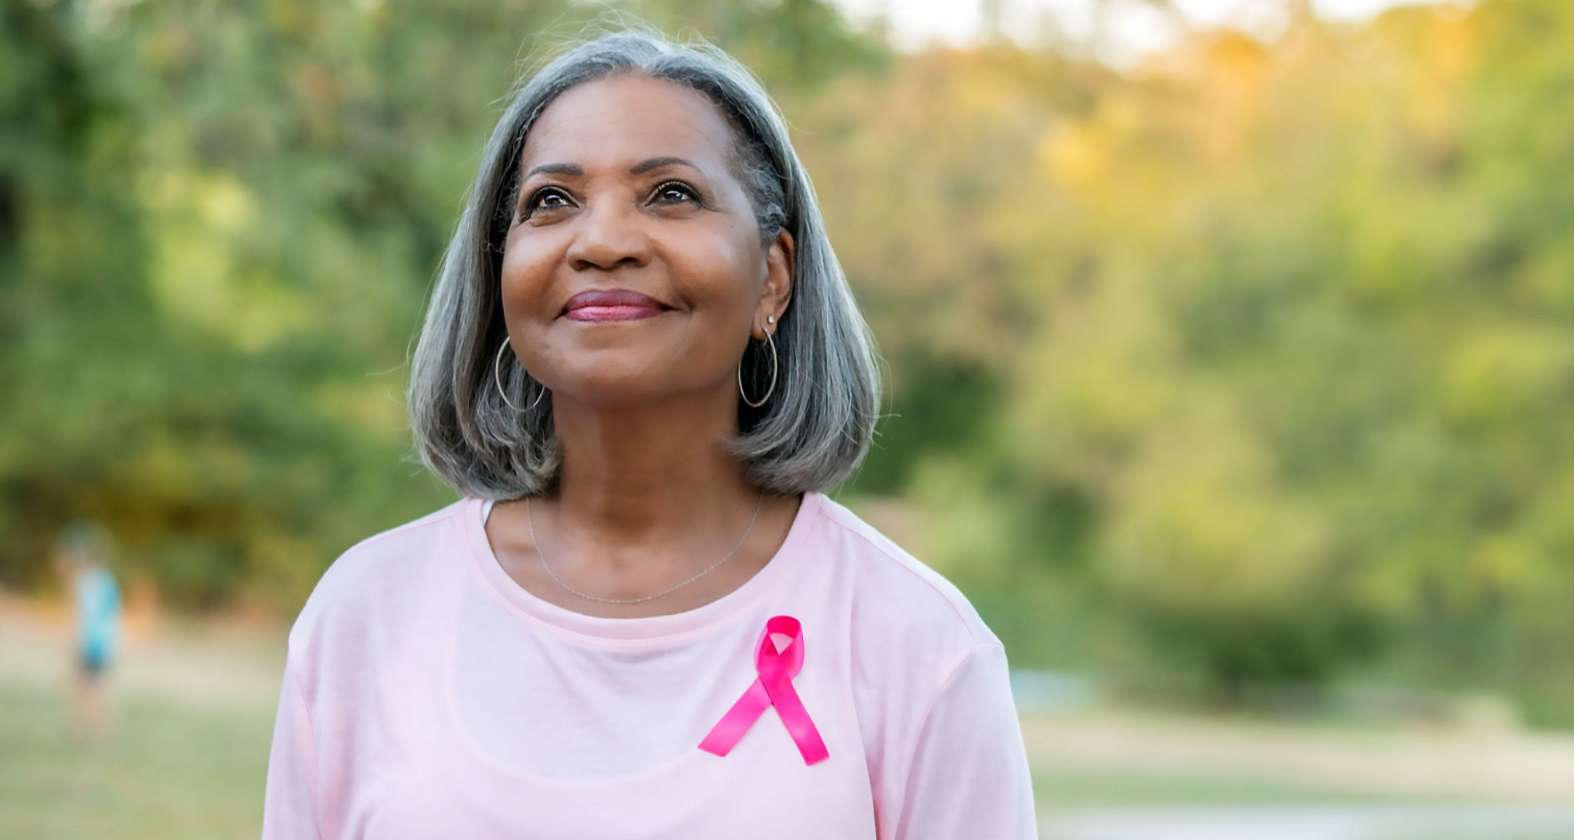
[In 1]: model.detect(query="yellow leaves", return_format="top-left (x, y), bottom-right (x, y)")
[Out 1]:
top-left (1395, 9), bottom-right (1479, 161)
top-left (1042, 88), bottom-right (1149, 193)
top-left (1202, 30), bottom-right (1271, 82)
top-left (1422, 11), bottom-right (1477, 93)
top-left (1044, 121), bottom-right (1108, 190)
top-left (1195, 31), bottom-right (1271, 162)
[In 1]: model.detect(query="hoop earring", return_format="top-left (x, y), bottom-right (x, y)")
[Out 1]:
top-left (738, 328), bottom-right (778, 408)
top-left (495, 337), bottom-right (547, 412)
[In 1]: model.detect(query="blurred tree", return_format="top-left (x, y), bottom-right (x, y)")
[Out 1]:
top-left (3, 0), bottom-right (1571, 725)
top-left (0, 0), bottom-right (886, 612)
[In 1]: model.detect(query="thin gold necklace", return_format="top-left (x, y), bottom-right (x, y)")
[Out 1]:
top-left (525, 492), bottom-right (766, 605)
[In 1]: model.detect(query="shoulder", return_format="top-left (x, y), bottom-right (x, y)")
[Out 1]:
top-left (808, 493), bottom-right (1003, 679)
top-left (286, 498), bottom-right (472, 662)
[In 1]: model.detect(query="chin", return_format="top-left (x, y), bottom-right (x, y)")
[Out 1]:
top-left (551, 371), bottom-right (677, 409)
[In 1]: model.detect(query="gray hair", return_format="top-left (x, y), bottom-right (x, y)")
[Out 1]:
top-left (407, 26), bottom-right (882, 500)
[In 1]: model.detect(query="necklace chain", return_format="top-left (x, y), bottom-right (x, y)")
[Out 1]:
top-left (526, 492), bottom-right (766, 605)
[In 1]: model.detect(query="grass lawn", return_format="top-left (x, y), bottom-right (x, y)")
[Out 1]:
top-left (0, 677), bottom-right (275, 839)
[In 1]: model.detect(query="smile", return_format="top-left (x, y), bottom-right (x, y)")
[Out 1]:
top-left (564, 305), bottom-right (668, 322)
top-left (561, 288), bottom-right (673, 322)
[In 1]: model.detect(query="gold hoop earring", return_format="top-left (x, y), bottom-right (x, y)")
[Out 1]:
top-left (495, 337), bottom-right (547, 412)
top-left (738, 328), bottom-right (778, 408)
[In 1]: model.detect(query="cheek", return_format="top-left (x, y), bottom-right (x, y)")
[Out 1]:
top-left (498, 235), bottom-right (563, 316)
top-left (665, 229), bottom-right (763, 311)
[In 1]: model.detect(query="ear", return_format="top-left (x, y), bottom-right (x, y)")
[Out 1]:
top-left (754, 229), bottom-right (795, 340)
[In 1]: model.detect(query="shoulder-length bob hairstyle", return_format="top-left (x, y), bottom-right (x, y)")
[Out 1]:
top-left (407, 27), bottom-right (882, 501)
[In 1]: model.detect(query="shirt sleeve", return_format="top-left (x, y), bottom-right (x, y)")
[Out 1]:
top-left (262, 660), bottom-right (322, 839)
top-left (891, 643), bottom-right (1039, 839)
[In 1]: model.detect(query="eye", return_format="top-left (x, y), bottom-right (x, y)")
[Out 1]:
top-left (650, 180), bottom-right (701, 206)
top-left (522, 186), bottom-right (573, 219)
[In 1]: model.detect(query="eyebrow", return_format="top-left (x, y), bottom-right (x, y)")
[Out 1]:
top-left (522, 156), bottom-right (702, 181)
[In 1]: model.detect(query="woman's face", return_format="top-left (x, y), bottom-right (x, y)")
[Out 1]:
top-left (499, 74), bottom-right (792, 410)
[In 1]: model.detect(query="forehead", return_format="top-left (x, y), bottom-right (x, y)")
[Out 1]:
top-left (520, 75), bottom-right (737, 172)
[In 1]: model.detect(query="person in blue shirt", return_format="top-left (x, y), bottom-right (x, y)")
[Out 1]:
top-left (53, 521), bottom-right (121, 741)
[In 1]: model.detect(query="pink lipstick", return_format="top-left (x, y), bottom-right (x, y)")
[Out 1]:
top-left (563, 289), bottom-right (669, 322)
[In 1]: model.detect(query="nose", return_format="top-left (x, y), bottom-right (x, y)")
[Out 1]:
top-left (565, 195), bottom-right (652, 272)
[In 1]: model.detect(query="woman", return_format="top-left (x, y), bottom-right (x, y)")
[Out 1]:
top-left (263, 28), bottom-right (1037, 839)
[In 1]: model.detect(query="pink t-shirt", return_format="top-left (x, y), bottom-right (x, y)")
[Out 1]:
top-left (262, 491), bottom-right (1038, 839)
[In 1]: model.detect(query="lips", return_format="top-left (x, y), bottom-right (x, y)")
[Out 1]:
top-left (562, 288), bottom-right (671, 322)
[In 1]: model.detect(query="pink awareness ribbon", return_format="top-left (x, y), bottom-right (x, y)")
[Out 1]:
top-left (698, 614), bottom-right (829, 766)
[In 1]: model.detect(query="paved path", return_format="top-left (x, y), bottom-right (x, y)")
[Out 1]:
top-left (1041, 804), bottom-right (1574, 840)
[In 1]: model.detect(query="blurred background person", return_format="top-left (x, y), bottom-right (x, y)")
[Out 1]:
top-left (52, 521), bottom-right (121, 743)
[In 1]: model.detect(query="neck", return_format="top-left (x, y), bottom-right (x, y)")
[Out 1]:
top-left (547, 387), bottom-right (759, 552)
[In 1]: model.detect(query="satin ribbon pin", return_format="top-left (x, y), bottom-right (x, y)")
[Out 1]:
top-left (698, 615), bottom-right (829, 766)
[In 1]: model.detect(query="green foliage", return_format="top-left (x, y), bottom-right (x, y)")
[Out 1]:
top-left (0, 0), bottom-right (890, 613)
top-left (818, 0), bottom-right (1574, 721)
top-left (3, 0), bottom-right (1572, 723)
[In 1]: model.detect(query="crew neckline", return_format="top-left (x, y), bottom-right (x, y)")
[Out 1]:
top-left (461, 491), bottom-right (822, 646)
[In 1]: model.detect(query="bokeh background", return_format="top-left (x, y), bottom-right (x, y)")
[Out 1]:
top-left (4, 0), bottom-right (1574, 837)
